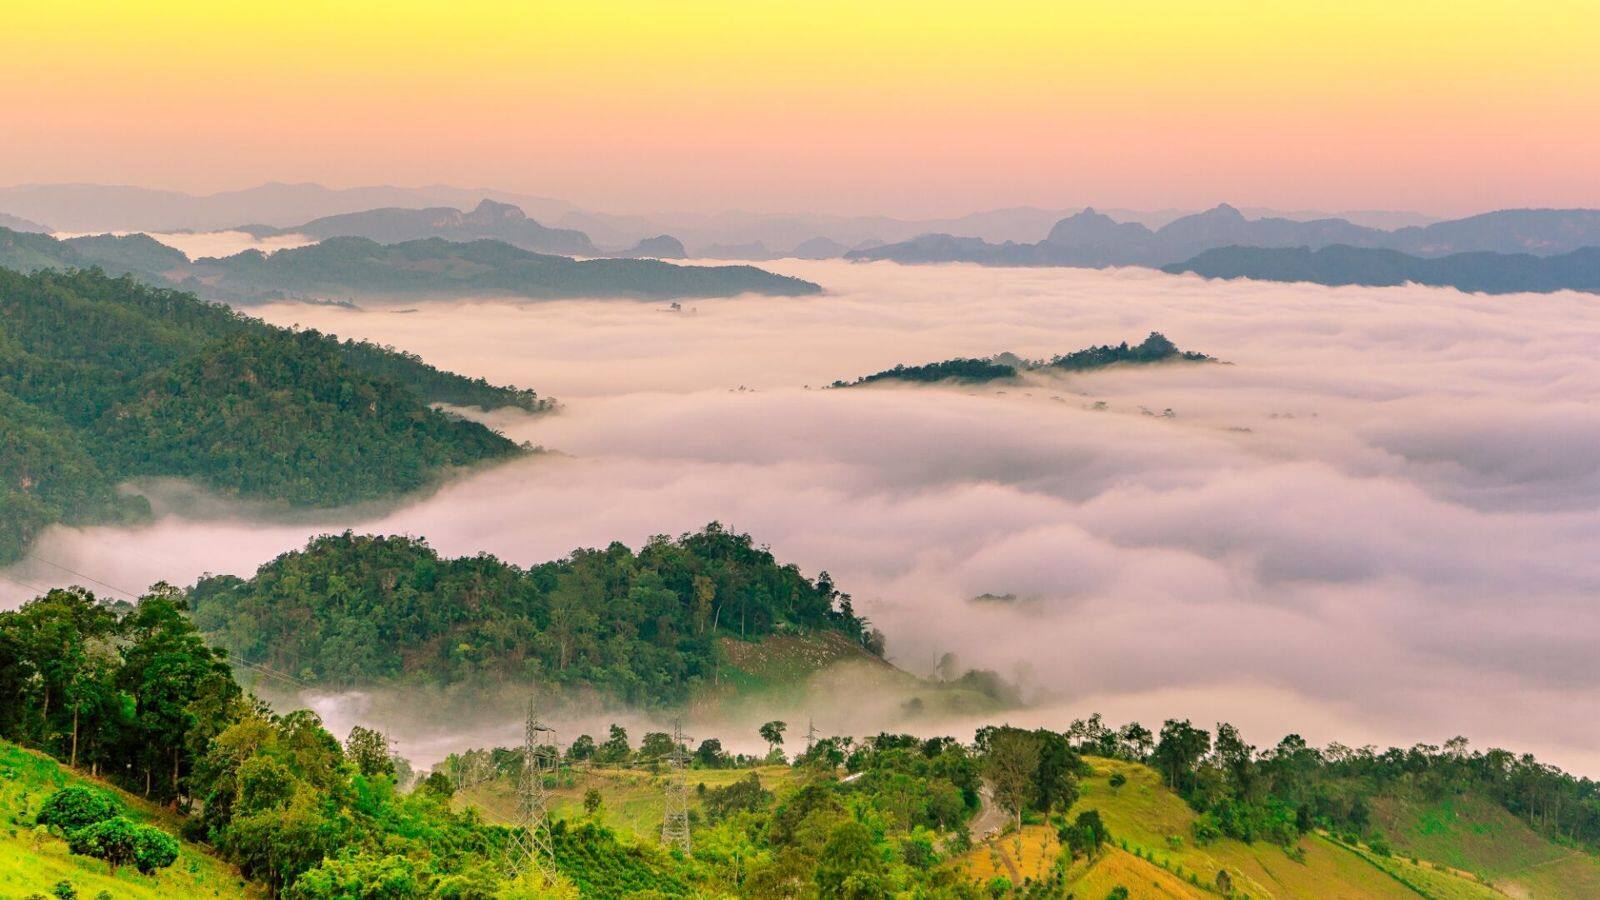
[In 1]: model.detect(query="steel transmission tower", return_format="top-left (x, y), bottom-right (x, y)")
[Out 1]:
top-left (660, 720), bottom-right (693, 854)
top-left (505, 697), bottom-right (558, 883)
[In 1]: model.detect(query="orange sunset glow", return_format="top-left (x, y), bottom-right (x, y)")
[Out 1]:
top-left (6, 0), bottom-right (1599, 215)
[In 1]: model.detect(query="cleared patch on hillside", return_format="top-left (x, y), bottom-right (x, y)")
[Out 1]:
top-left (1373, 794), bottom-right (1600, 899)
top-left (697, 631), bottom-right (1011, 728)
top-left (1065, 757), bottom-right (1500, 899)
top-left (459, 764), bottom-right (799, 845)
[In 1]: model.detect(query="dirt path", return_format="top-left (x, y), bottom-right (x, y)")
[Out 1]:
top-left (971, 781), bottom-right (1009, 842)
top-left (969, 780), bottom-right (1025, 884)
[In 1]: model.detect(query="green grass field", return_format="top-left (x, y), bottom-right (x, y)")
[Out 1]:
top-left (956, 757), bottom-right (1516, 899)
top-left (0, 740), bottom-right (257, 899)
top-left (1371, 793), bottom-right (1600, 899)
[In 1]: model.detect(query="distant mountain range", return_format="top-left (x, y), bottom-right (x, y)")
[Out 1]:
top-left (0, 182), bottom-right (579, 232)
top-left (1166, 245), bottom-right (1600, 295)
top-left (242, 199), bottom-right (597, 255)
top-left (850, 204), bottom-right (1600, 268)
top-left (0, 227), bottom-right (820, 303)
top-left (0, 180), bottom-right (1445, 253)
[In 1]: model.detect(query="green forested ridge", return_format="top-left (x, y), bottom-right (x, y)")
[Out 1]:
top-left (4, 580), bottom-right (1600, 896)
top-left (0, 267), bottom-right (546, 562)
top-left (832, 332), bottom-right (1214, 387)
top-left (0, 225), bottom-right (822, 303)
top-left (186, 523), bottom-right (876, 702)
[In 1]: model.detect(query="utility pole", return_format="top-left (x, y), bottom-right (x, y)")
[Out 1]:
top-left (661, 720), bottom-right (693, 854)
top-left (505, 697), bottom-right (557, 884)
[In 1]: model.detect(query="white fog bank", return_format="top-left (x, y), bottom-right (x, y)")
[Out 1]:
top-left (6, 260), bottom-right (1599, 772)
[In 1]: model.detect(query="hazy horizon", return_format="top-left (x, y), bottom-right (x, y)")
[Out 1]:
top-left (6, 3), bottom-right (1599, 218)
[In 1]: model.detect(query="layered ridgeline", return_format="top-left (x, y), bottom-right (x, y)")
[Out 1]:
top-left (849, 205), bottom-right (1600, 295)
top-left (850, 205), bottom-right (1600, 267)
top-left (0, 225), bottom-right (820, 305)
top-left (1165, 245), bottom-right (1600, 295)
top-left (240, 198), bottom-right (599, 255)
top-left (6, 583), bottom-right (1600, 897)
top-left (831, 332), bottom-right (1214, 387)
top-left (187, 524), bottom-right (877, 703)
top-left (0, 267), bottom-right (545, 562)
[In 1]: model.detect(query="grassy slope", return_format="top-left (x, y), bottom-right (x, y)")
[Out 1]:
top-left (1372, 794), bottom-right (1600, 899)
top-left (957, 757), bottom-right (1511, 899)
top-left (0, 741), bottom-right (257, 899)
top-left (459, 765), bottom-right (799, 845)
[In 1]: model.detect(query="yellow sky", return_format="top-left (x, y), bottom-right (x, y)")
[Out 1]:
top-left (4, 1), bottom-right (1598, 215)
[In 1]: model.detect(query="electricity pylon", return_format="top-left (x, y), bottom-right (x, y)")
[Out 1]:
top-left (661, 720), bottom-right (693, 854)
top-left (505, 697), bottom-right (558, 883)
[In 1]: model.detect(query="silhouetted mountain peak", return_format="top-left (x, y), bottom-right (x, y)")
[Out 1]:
top-left (1043, 207), bottom-right (1153, 247)
top-left (467, 199), bottom-right (527, 222)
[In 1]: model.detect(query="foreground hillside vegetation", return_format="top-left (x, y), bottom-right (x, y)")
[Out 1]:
top-left (0, 267), bottom-right (547, 563)
top-left (0, 741), bottom-right (255, 898)
top-left (187, 524), bottom-right (880, 703)
top-left (4, 565), bottom-right (1600, 896)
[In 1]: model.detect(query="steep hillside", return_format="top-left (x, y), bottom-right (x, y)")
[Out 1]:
top-left (0, 741), bottom-right (255, 899)
top-left (0, 267), bottom-right (540, 562)
top-left (1372, 793), bottom-right (1600, 898)
top-left (959, 757), bottom-right (1511, 898)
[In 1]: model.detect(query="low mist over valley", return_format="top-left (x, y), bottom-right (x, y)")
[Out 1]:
top-left (7, 259), bottom-right (1598, 776)
top-left (5, 6), bottom-right (1599, 895)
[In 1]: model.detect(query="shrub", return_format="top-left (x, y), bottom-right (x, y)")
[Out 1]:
top-left (66, 816), bottom-right (178, 875)
top-left (36, 787), bottom-right (121, 833)
top-left (1108, 772), bottom-right (1127, 788)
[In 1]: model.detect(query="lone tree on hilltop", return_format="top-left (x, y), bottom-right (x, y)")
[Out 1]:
top-left (759, 720), bottom-right (787, 757)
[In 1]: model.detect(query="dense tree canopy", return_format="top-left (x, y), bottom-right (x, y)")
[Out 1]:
top-left (0, 267), bottom-right (546, 562)
top-left (187, 523), bottom-right (874, 703)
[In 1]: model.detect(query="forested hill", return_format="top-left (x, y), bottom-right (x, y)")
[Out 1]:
top-left (187, 523), bottom-right (875, 702)
top-left (0, 267), bottom-right (546, 562)
top-left (0, 225), bottom-right (821, 304)
top-left (832, 332), bottom-right (1214, 387)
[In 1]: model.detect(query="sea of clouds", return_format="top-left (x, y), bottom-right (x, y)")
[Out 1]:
top-left (6, 260), bottom-right (1598, 770)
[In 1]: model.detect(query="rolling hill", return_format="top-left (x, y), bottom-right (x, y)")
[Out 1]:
top-left (185, 524), bottom-right (879, 704)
